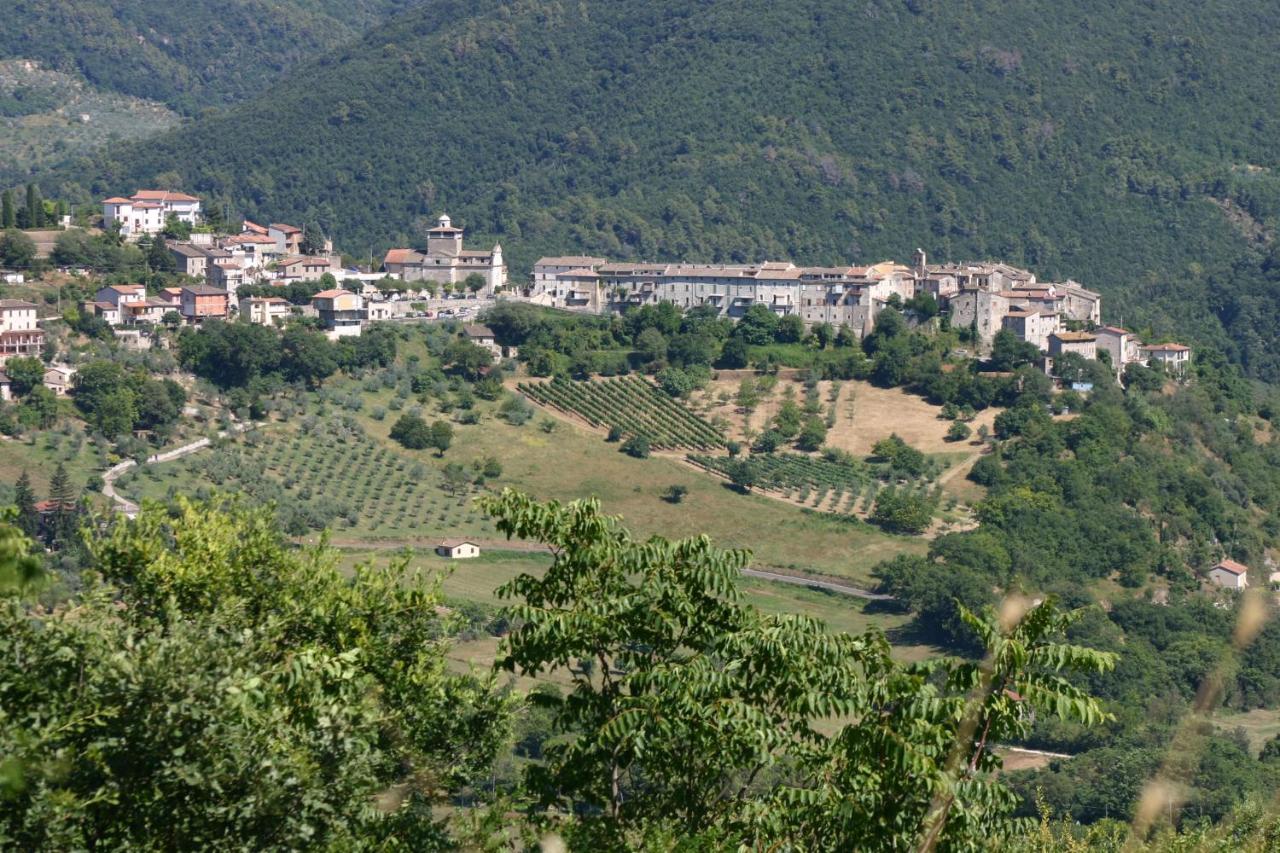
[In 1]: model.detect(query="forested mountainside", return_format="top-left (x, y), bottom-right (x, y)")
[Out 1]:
top-left (1, 0), bottom-right (421, 111)
top-left (64, 0), bottom-right (1280, 377)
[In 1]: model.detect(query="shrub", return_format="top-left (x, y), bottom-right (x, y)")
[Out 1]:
top-left (621, 434), bottom-right (651, 459)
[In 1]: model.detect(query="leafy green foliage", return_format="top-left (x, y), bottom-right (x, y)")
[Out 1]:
top-left (0, 498), bottom-right (513, 848)
top-left (0, 1), bottom-right (417, 112)
top-left (477, 489), bottom-right (1114, 848)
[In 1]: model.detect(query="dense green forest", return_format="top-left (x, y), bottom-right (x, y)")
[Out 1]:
top-left (0, 0), bottom-right (420, 112)
top-left (59, 0), bottom-right (1280, 377)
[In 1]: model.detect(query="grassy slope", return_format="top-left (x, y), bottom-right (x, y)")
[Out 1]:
top-left (124, 364), bottom-right (925, 584)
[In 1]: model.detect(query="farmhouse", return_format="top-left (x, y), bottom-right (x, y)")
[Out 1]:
top-left (382, 214), bottom-right (506, 293)
top-left (43, 364), bottom-right (76, 396)
top-left (1208, 558), bottom-right (1249, 590)
top-left (435, 539), bottom-right (481, 559)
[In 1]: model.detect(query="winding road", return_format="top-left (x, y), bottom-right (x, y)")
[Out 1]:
top-left (102, 424), bottom-right (247, 518)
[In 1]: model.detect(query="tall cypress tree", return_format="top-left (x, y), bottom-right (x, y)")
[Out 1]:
top-left (47, 462), bottom-right (78, 547)
top-left (1, 190), bottom-right (14, 229)
top-left (13, 470), bottom-right (39, 541)
top-left (25, 184), bottom-right (41, 229)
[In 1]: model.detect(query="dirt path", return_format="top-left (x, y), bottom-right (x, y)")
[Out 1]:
top-left (102, 423), bottom-right (248, 518)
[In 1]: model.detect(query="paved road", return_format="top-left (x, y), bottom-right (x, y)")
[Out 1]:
top-left (741, 568), bottom-right (893, 601)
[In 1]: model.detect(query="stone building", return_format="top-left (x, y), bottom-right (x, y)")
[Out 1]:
top-left (382, 214), bottom-right (506, 293)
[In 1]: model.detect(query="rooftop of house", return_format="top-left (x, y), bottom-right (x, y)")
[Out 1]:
top-left (1097, 326), bottom-right (1130, 335)
top-left (311, 289), bottom-right (353, 299)
top-left (1141, 343), bottom-right (1190, 352)
top-left (438, 539), bottom-right (478, 548)
top-left (270, 223), bottom-right (302, 234)
top-left (167, 242), bottom-right (208, 258)
top-left (0, 299), bottom-right (38, 309)
top-left (383, 249), bottom-right (423, 265)
top-left (463, 325), bottom-right (496, 339)
top-left (1051, 331), bottom-right (1097, 342)
top-left (132, 190), bottom-right (201, 203)
top-left (182, 285), bottom-right (227, 296)
top-left (102, 196), bottom-right (133, 204)
top-left (279, 255), bottom-right (329, 267)
top-left (1212, 558), bottom-right (1248, 576)
top-left (242, 220), bottom-right (268, 235)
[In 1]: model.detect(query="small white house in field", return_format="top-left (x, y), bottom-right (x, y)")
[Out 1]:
top-left (1208, 558), bottom-right (1249, 590)
top-left (436, 539), bottom-right (480, 559)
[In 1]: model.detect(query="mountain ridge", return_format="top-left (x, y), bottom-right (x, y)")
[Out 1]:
top-left (52, 0), bottom-right (1280, 377)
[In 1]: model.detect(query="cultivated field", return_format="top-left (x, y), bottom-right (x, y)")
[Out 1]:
top-left (120, 416), bottom-right (500, 541)
top-left (519, 375), bottom-right (724, 449)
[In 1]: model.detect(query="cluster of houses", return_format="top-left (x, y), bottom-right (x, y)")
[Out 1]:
top-left (527, 249), bottom-right (1190, 378)
top-left (91, 195), bottom-right (506, 339)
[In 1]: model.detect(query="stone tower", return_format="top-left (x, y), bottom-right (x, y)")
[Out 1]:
top-left (426, 213), bottom-right (463, 257)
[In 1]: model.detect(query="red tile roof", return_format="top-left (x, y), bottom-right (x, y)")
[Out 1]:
top-left (1212, 559), bottom-right (1248, 576)
top-left (132, 190), bottom-right (200, 202)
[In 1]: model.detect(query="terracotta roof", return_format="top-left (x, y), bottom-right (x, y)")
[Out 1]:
top-left (35, 499), bottom-right (77, 512)
top-left (225, 234), bottom-right (276, 245)
top-left (1051, 331), bottom-right (1096, 343)
top-left (270, 223), bottom-right (302, 234)
top-left (1212, 559), bottom-right (1248, 576)
top-left (383, 249), bottom-right (422, 265)
top-left (1141, 343), bottom-right (1190, 352)
top-left (102, 196), bottom-right (132, 204)
top-left (311, 289), bottom-right (353, 299)
top-left (0, 299), bottom-right (37, 309)
top-left (242, 220), bottom-right (269, 235)
top-left (1097, 326), bottom-right (1129, 335)
top-left (132, 190), bottom-right (200, 203)
top-left (105, 284), bottom-right (144, 293)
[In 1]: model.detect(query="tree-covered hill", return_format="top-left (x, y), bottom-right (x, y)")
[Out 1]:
top-left (1, 0), bottom-right (421, 112)
top-left (63, 0), bottom-right (1280, 378)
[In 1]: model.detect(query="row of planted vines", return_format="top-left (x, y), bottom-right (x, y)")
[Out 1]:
top-left (519, 376), bottom-right (724, 450)
top-left (689, 450), bottom-right (945, 518)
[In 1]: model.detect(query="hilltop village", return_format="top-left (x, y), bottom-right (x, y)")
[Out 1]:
top-left (25, 191), bottom-right (1183, 386)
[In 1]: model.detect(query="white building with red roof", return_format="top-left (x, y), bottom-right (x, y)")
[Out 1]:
top-left (1208, 558), bottom-right (1248, 590)
top-left (102, 190), bottom-right (202, 238)
top-left (1140, 342), bottom-right (1192, 374)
